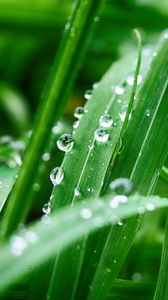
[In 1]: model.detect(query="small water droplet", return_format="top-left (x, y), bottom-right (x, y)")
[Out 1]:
top-left (52, 122), bottom-right (63, 134)
top-left (70, 26), bottom-right (76, 38)
top-left (42, 202), bottom-right (51, 215)
top-left (119, 111), bottom-right (126, 122)
top-left (25, 231), bottom-right (38, 244)
top-left (73, 120), bottom-right (80, 129)
top-left (74, 106), bottom-right (87, 119)
top-left (74, 187), bottom-right (81, 197)
top-left (94, 16), bottom-right (100, 23)
top-left (99, 113), bottom-right (113, 128)
top-left (94, 128), bottom-right (109, 143)
top-left (146, 109), bottom-right (151, 117)
top-left (80, 208), bottom-right (92, 219)
top-left (110, 178), bottom-right (134, 196)
top-left (132, 272), bottom-right (142, 281)
top-left (113, 259), bottom-right (116, 263)
top-left (138, 206), bottom-right (145, 214)
top-left (93, 82), bottom-right (99, 89)
top-left (0, 135), bottom-right (13, 145)
top-left (127, 74), bottom-right (142, 86)
top-left (10, 235), bottom-right (27, 256)
top-left (146, 202), bottom-right (155, 211)
top-left (42, 152), bottom-right (51, 162)
top-left (33, 183), bottom-right (41, 192)
top-left (50, 167), bottom-right (64, 186)
top-left (57, 134), bottom-right (74, 152)
top-left (114, 85), bottom-right (125, 95)
top-left (84, 90), bottom-right (92, 100)
top-left (162, 29), bottom-right (168, 39)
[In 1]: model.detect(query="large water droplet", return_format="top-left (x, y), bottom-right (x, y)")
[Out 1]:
top-left (110, 178), bottom-right (134, 196)
top-left (94, 128), bottom-right (109, 143)
top-left (84, 90), bottom-right (92, 100)
top-left (146, 202), bottom-right (155, 211)
top-left (42, 202), bottom-right (51, 215)
top-left (99, 113), bottom-right (113, 128)
top-left (50, 167), bottom-right (64, 186)
top-left (74, 106), bottom-right (87, 119)
top-left (114, 85), bottom-right (124, 95)
top-left (57, 134), bottom-right (74, 152)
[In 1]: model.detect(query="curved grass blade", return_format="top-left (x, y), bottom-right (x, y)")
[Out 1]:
top-left (1, 0), bottom-right (102, 239)
top-left (86, 33), bottom-right (168, 300)
top-left (47, 31), bottom-right (144, 300)
top-left (154, 217), bottom-right (168, 300)
top-left (109, 279), bottom-right (154, 300)
top-left (0, 194), bottom-right (167, 293)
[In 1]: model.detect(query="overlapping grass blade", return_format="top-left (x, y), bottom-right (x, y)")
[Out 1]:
top-left (154, 217), bottom-right (168, 299)
top-left (1, 0), bottom-right (102, 238)
top-left (109, 279), bottom-right (154, 300)
top-left (86, 34), bottom-right (168, 300)
top-left (0, 194), bottom-right (167, 293)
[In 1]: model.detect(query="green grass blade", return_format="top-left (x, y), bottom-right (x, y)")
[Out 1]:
top-left (109, 279), bottom-right (154, 300)
top-left (0, 194), bottom-right (167, 293)
top-left (86, 34), bottom-right (168, 300)
top-left (154, 217), bottom-right (168, 300)
top-left (0, 166), bottom-right (18, 213)
top-left (1, 0), bottom-right (102, 239)
top-left (47, 31), bottom-right (144, 300)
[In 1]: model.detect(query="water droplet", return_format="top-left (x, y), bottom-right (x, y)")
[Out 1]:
top-left (70, 26), bottom-right (76, 38)
top-left (117, 99), bottom-right (122, 103)
top-left (138, 206), bottom-right (145, 214)
top-left (84, 90), bottom-right (92, 100)
top-left (57, 134), bottom-right (74, 152)
top-left (93, 82), bottom-right (99, 89)
top-left (110, 178), bottom-right (134, 196)
top-left (99, 113), bottom-right (113, 128)
top-left (73, 120), bottom-right (79, 129)
top-left (10, 235), bottom-right (27, 256)
top-left (132, 272), bottom-right (142, 281)
top-left (25, 231), bottom-right (38, 244)
top-left (74, 106), bottom-right (87, 119)
top-left (33, 183), bottom-right (41, 192)
top-left (114, 85), bottom-right (124, 95)
top-left (109, 195), bottom-right (127, 209)
top-left (94, 128), bottom-right (109, 143)
top-left (153, 52), bottom-right (157, 57)
top-left (93, 217), bottom-right (103, 227)
top-left (65, 22), bottom-right (70, 31)
top-left (50, 167), bottom-right (64, 186)
top-left (119, 111), bottom-right (126, 122)
top-left (52, 122), bottom-right (63, 134)
top-left (146, 109), bottom-right (151, 117)
top-left (146, 202), bottom-right (155, 211)
top-left (42, 152), bottom-right (51, 162)
top-left (113, 259), bottom-right (116, 263)
top-left (94, 16), bottom-right (100, 23)
top-left (127, 74), bottom-right (142, 86)
top-left (42, 202), bottom-right (51, 215)
top-left (162, 29), bottom-right (168, 39)
top-left (74, 187), bottom-right (81, 197)
top-left (80, 208), bottom-right (92, 219)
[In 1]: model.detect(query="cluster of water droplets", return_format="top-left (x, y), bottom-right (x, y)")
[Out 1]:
top-left (10, 229), bottom-right (38, 256)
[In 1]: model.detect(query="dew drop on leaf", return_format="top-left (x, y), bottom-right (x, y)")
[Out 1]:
top-left (74, 187), bottom-right (81, 197)
top-left (57, 134), bottom-right (74, 152)
top-left (84, 90), bottom-right (92, 100)
top-left (94, 128), bottom-right (109, 143)
top-left (42, 152), bottom-right (51, 162)
top-left (114, 85), bottom-right (125, 95)
top-left (42, 202), bottom-right (51, 215)
top-left (146, 202), bottom-right (155, 211)
top-left (74, 106), bottom-right (87, 119)
top-left (110, 178), bottom-right (134, 196)
top-left (99, 113), bottom-right (113, 128)
top-left (10, 235), bottom-right (27, 256)
top-left (50, 167), bottom-right (64, 186)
